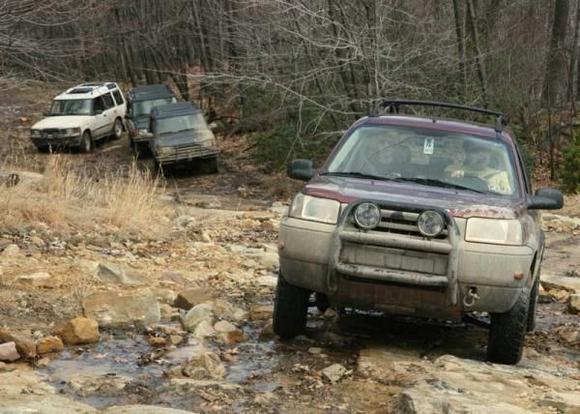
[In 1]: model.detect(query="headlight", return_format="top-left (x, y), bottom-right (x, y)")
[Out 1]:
top-left (289, 193), bottom-right (340, 224)
top-left (30, 129), bottom-right (41, 138)
top-left (417, 210), bottom-right (445, 237)
top-left (354, 202), bottom-right (381, 229)
top-left (62, 128), bottom-right (81, 137)
top-left (465, 218), bottom-right (523, 245)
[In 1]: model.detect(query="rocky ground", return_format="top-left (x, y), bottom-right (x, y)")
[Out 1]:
top-left (0, 86), bottom-right (579, 413)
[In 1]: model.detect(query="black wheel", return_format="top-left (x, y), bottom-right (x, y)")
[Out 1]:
top-left (79, 131), bottom-right (93, 153)
top-left (314, 293), bottom-right (330, 313)
top-left (273, 272), bottom-right (310, 339)
top-left (112, 118), bottom-right (123, 140)
top-left (527, 275), bottom-right (540, 332)
top-left (201, 156), bottom-right (218, 174)
top-left (487, 287), bottom-right (530, 365)
top-left (37, 146), bottom-right (50, 154)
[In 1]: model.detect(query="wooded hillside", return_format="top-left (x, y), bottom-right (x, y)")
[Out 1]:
top-left (1, 0), bottom-right (579, 190)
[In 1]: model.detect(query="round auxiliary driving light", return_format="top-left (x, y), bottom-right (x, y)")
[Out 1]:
top-left (417, 210), bottom-right (445, 237)
top-left (354, 203), bottom-right (381, 230)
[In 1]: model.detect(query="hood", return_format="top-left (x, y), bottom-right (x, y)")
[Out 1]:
top-left (31, 116), bottom-right (90, 130)
top-left (133, 116), bottom-right (150, 129)
top-left (304, 175), bottom-right (525, 219)
top-left (155, 129), bottom-right (215, 147)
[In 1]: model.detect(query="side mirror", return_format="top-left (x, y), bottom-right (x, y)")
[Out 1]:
top-left (288, 159), bottom-right (315, 181)
top-left (94, 109), bottom-right (104, 115)
top-left (527, 187), bottom-right (564, 210)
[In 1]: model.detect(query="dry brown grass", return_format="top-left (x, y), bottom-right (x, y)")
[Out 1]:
top-left (0, 155), bottom-right (170, 238)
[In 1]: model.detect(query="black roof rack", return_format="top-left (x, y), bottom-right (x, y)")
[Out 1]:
top-left (377, 99), bottom-right (507, 132)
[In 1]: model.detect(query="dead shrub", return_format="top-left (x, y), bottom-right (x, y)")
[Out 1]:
top-left (0, 155), bottom-right (169, 238)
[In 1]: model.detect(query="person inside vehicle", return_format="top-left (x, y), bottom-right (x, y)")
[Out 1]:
top-left (445, 142), bottom-right (512, 194)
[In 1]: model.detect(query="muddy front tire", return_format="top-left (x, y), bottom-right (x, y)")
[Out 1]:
top-left (273, 272), bottom-right (309, 339)
top-left (112, 118), bottom-right (124, 140)
top-left (527, 275), bottom-right (540, 332)
top-left (487, 287), bottom-right (530, 365)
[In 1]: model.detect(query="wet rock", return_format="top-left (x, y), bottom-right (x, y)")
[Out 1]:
top-left (169, 335), bottom-right (184, 346)
top-left (104, 404), bottom-right (198, 413)
top-left (17, 271), bottom-right (52, 288)
top-left (182, 351), bottom-right (226, 380)
top-left (82, 290), bottom-right (160, 328)
top-left (148, 336), bottom-right (167, 347)
top-left (249, 303), bottom-right (273, 321)
top-left (68, 374), bottom-right (130, 397)
top-left (1, 244), bottom-right (20, 257)
top-left (56, 316), bottom-right (100, 345)
top-left (0, 342), bottom-right (20, 362)
top-left (36, 336), bottom-right (64, 354)
top-left (212, 299), bottom-right (248, 322)
top-left (569, 294), bottom-right (580, 313)
top-left (308, 347), bottom-right (323, 355)
top-left (174, 287), bottom-right (214, 310)
top-left (321, 363), bottom-right (350, 383)
top-left (214, 320), bottom-right (238, 333)
top-left (193, 320), bottom-right (217, 339)
top-left (97, 262), bottom-right (146, 286)
top-left (181, 303), bottom-right (214, 332)
top-left (0, 329), bottom-right (36, 358)
top-left (258, 321), bottom-right (275, 341)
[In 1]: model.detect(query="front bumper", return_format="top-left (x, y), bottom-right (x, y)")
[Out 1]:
top-left (31, 136), bottom-right (82, 148)
top-left (279, 202), bottom-right (535, 316)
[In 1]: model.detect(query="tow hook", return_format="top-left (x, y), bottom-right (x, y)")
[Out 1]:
top-left (463, 287), bottom-right (480, 308)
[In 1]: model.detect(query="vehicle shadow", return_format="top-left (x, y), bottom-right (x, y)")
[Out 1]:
top-left (310, 311), bottom-right (489, 362)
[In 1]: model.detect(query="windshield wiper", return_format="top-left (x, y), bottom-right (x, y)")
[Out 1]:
top-left (391, 177), bottom-right (484, 193)
top-left (320, 171), bottom-right (393, 181)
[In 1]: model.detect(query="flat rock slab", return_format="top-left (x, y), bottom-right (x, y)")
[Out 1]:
top-left (97, 262), bottom-right (147, 286)
top-left (541, 274), bottom-right (580, 293)
top-left (83, 290), bottom-right (160, 328)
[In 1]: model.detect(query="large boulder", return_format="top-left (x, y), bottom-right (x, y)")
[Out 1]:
top-left (0, 329), bottom-right (36, 358)
top-left (0, 342), bottom-right (19, 362)
top-left (82, 290), bottom-right (160, 328)
top-left (181, 303), bottom-right (214, 332)
top-left (55, 316), bottom-right (100, 345)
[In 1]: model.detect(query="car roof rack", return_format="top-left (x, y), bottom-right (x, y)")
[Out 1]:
top-left (377, 99), bottom-right (507, 132)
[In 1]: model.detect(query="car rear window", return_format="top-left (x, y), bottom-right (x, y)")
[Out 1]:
top-left (102, 93), bottom-right (115, 109)
top-left (112, 90), bottom-right (124, 106)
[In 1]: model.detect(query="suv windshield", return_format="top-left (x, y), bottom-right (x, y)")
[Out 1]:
top-left (49, 99), bottom-right (92, 116)
top-left (155, 113), bottom-right (208, 135)
top-left (326, 125), bottom-right (518, 196)
top-left (132, 98), bottom-right (176, 117)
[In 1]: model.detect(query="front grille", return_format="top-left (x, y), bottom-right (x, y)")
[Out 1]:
top-left (41, 128), bottom-right (62, 138)
top-left (373, 208), bottom-right (448, 239)
top-left (156, 144), bottom-right (218, 163)
top-left (336, 205), bottom-right (453, 286)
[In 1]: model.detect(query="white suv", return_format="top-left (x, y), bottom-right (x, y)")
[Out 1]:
top-left (30, 82), bottom-right (127, 153)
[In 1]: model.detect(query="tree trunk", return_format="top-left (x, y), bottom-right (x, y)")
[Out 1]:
top-left (466, 0), bottom-right (489, 107)
top-left (452, 0), bottom-right (467, 100)
top-left (543, 0), bottom-right (571, 106)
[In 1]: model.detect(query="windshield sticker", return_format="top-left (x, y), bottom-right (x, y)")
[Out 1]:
top-left (423, 137), bottom-right (434, 155)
